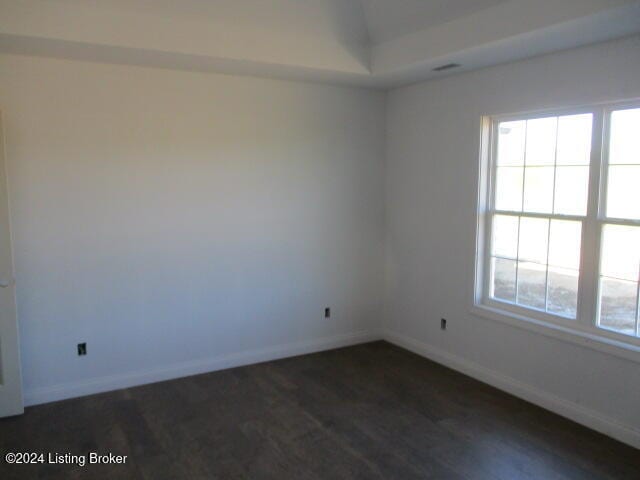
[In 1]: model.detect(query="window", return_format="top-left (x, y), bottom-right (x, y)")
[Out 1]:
top-left (476, 101), bottom-right (640, 347)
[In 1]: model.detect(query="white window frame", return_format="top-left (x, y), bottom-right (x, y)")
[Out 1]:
top-left (472, 99), bottom-right (640, 362)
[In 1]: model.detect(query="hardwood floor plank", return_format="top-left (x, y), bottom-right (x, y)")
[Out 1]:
top-left (1, 341), bottom-right (637, 479)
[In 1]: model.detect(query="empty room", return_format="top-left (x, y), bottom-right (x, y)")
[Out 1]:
top-left (0, 1), bottom-right (639, 478)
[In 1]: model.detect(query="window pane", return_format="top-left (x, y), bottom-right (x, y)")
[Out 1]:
top-left (495, 167), bottom-right (523, 211)
top-left (548, 220), bottom-right (582, 270)
top-left (497, 121), bottom-right (526, 166)
top-left (525, 117), bottom-right (557, 166)
top-left (492, 215), bottom-right (519, 258)
top-left (523, 167), bottom-right (554, 213)
top-left (609, 108), bottom-right (640, 165)
top-left (554, 166), bottom-right (588, 216)
top-left (485, 107), bottom-right (640, 326)
top-left (518, 217), bottom-right (549, 264)
top-left (491, 257), bottom-right (516, 302)
top-left (547, 267), bottom-right (579, 318)
top-left (556, 114), bottom-right (592, 165)
top-left (601, 224), bottom-right (640, 281)
top-left (517, 262), bottom-right (547, 310)
top-left (598, 277), bottom-right (638, 336)
top-left (606, 165), bottom-right (640, 220)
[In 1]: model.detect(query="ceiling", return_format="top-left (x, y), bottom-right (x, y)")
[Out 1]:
top-left (360, 0), bottom-right (509, 44)
top-left (0, 0), bottom-right (639, 88)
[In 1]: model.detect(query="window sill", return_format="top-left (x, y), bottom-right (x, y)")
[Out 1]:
top-left (471, 303), bottom-right (640, 364)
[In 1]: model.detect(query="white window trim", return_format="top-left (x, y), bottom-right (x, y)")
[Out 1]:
top-left (472, 100), bottom-right (640, 364)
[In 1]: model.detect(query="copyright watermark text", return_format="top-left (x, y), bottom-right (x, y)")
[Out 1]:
top-left (5, 452), bottom-right (127, 467)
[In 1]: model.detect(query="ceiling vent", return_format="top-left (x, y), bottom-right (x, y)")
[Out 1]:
top-left (433, 63), bottom-right (460, 72)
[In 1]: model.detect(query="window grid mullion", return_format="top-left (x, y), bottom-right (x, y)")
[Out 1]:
top-left (514, 216), bottom-right (521, 303)
top-left (599, 217), bottom-right (640, 227)
top-left (544, 118), bottom-right (560, 312)
top-left (515, 121), bottom-right (529, 304)
top-left (576, 109), bottom-right (605, 329)
top-left (483, 121), bottom-right (500, 302)
top-left (492, 210), bottom-right (584, 222)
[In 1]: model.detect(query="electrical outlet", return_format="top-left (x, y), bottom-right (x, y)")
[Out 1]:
top-left (441, 318), bottom-right (447, 330)
top-left (325, 307), bottom-right (331, 318)
top-left (77, 343), bottom-right (87, 356)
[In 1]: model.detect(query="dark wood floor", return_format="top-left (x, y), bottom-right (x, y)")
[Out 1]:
top-left (1, 341), bottom-right (638, 479)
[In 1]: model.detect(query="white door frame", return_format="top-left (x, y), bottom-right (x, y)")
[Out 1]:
top-left (0, 110), bottom-right (24, 417)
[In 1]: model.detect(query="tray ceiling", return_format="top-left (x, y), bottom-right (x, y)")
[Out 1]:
top-left (0, 0), bottom-right (638, 88)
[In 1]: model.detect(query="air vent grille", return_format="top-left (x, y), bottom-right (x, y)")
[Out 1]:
top-left (433, 63), bottom-right (460, 72)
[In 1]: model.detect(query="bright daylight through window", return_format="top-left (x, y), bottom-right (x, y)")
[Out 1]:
top-left (479, 102), bottom-right (640, 343)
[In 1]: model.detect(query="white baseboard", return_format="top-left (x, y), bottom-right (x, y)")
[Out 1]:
top-left (382, 329), bottom-right (640, 450)
top-left (24, 328), bottom-right (639, 450)
top-left (24, 330), bottom-right (380, 407)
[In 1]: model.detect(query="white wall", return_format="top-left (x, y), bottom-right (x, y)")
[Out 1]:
top-left (0, 53), bottom-right (385, 404)
top-left (384, 35), bottom-right (640, 446)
